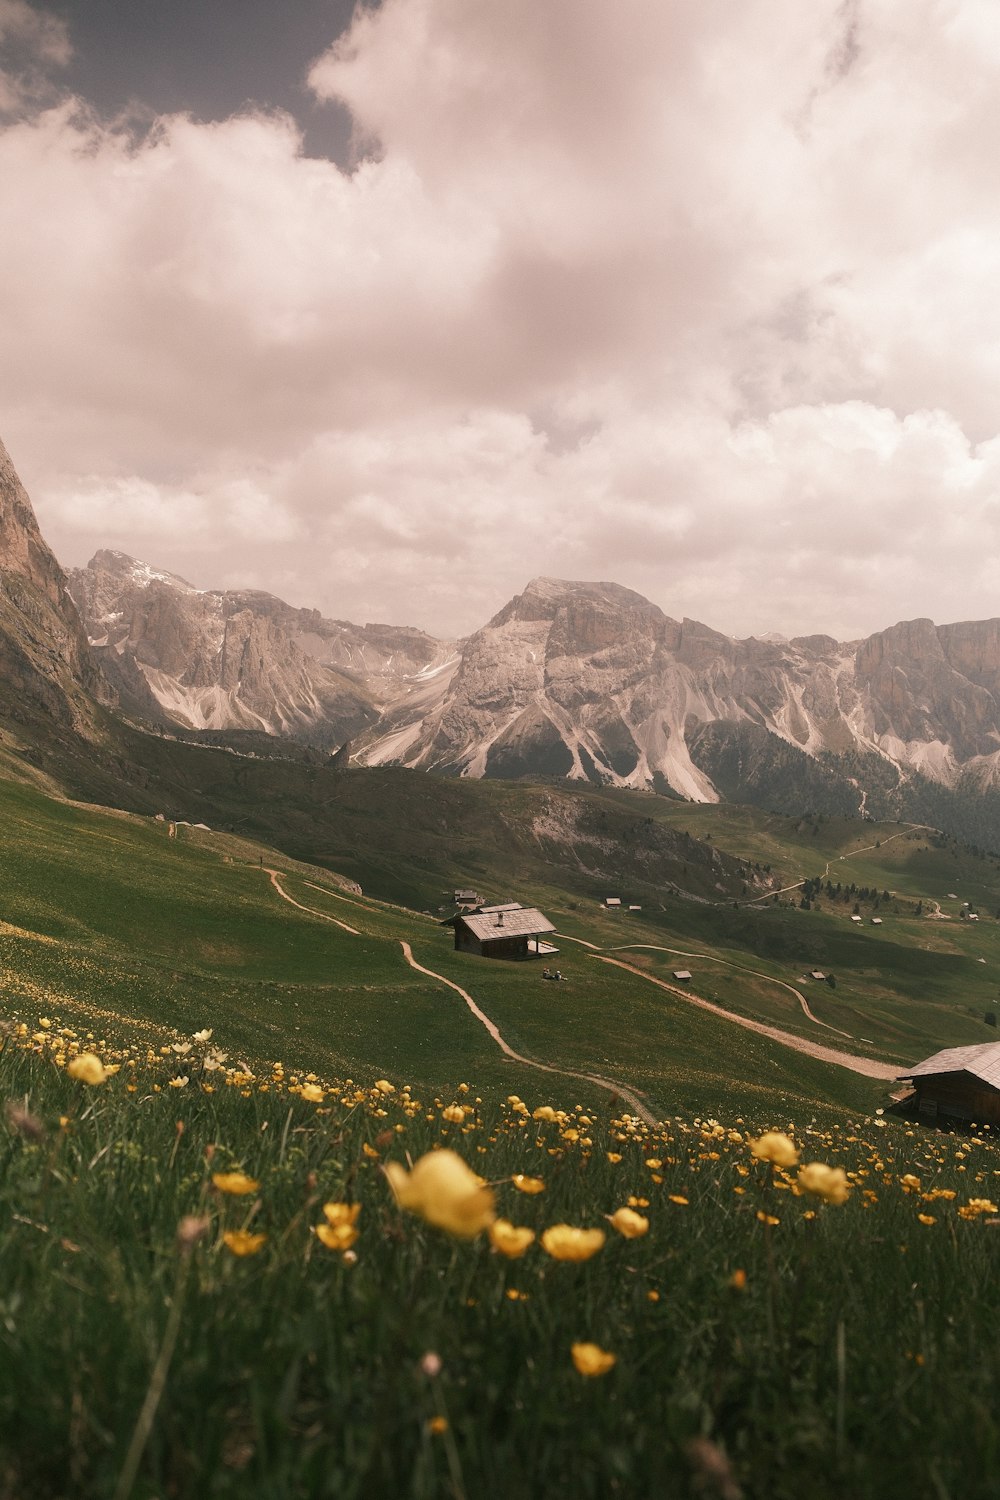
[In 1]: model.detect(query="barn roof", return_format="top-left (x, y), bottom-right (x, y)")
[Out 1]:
top-left (449, 905), bottom-right (556, 941)
top-left (899, 1042), bottom-right (1000, 1090)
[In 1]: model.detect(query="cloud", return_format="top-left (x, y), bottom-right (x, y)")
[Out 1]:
top-left (0, 0), bottom-right (69, 112)
top-left (1, 0), bottom-right (999, 640)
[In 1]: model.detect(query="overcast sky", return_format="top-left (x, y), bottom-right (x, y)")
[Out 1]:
top-left (1, 0), bottom-right (999, 640)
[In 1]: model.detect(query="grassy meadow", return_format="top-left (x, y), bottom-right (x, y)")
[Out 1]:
top-left (5, 768), bottom-right (1000, 1494)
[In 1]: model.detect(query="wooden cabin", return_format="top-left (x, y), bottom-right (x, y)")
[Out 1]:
top-left (444, 903), bottom-right (557, 961)
top-left (898, 1043), bottom-right (1000, 1126)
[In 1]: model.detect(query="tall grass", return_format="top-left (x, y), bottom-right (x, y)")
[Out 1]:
top-left (3, 1014), bottom-right (1000, 1499)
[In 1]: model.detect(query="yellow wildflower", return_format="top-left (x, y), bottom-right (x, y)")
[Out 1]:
top-left (756, 1211), bottom-right (780, 1226)
top-left (540, 1225), bottom-right (606, 1261)
top-left (211, 1171), bottom-right (260, 1196)
top-left (222, 1230), bottom-right (267, 1256)
top-left (427, 1416), bottom-right (448, 1436)
top-left (533, 1105), bottom-right (557, 1121)
top-left (608, 1207), bottom-right (649, 1239)
top-left (606, 1152), bottom-right (623, 1164)
top-left (668, 1194), bottom-right (689, 1206)
top-left (749, 1132), bottom-right (799, 1167)
top-left (322, 1202), bottom-right (361, 1228)
top-left (300, 1084), bottom-right (324, 1103)
top-left (511, 1174), bottom-right (546, 1194)
top-left (797, 1162), bottom-right (851, 1206)
top-left (441, 1104), bottom-right (465, 1123)
top-left (66, 1053), bottom-right (107, 1086)
top-left (917, 1213), bottom-right (937, 1226)
top-left (489, 1219), bottom-right (536, 1258)
top-left (571, 1342), bottom-right (617, 1377)
top-left (374, 1079), bottom-right (395, 1094)
top-left (315, 1222), bottom-right (360, 1252)
top-left (384, 1149), bottom-right (495, 1238)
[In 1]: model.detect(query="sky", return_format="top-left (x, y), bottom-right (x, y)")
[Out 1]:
top-left (1, 0), bottom-right (1000, 641)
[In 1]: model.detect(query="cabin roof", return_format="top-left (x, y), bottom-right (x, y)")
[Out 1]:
top-left (447, 904), bottom-right (556, 941)
top-left (899, 1042), bottom-right (1000, 1090)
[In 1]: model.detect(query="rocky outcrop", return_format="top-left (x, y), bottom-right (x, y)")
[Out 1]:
top-left (67, 549), bottom-right (455, 749)
top-left (0, 439), bottom-right (108, 735)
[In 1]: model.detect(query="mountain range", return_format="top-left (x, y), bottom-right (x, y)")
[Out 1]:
top-left (65, 545), bottom-right (1000, 816)
top-left (4, 433), bottom-right (1000, 846)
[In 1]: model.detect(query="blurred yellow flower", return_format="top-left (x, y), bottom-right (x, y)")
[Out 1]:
top-left (315, 1222), bottom-right (360, 1252)
top-left (322, 1201), bottom-right (361, 1228)
top-left (541, 1225), bottom-right (606, 1261)
top-left (533, 1105), bottom-right (557, 1121)
top-left (511, 1175), bottom-right (546, 1194)
top-left (750, 1132), bottom-right (799, 1167)
top-left (668, 1194), bottom-right (689, 1206)
top-left (222, 1230), bottom-right (267, 1256)
top-left (441, 1104), bottom-right (465, 1123)
top-left (571, 1342), bottom-right (617, 1377)
top-left (427, 1416), bottom-right (448, 1436)
top-left (384, 1149), bottom-right (495, 1238)
top-left (606, 1152), bottom-right (622, 1164)
top-left (917, 1213), bottom-right (937, 1226)
top-left (489, 1219), bottom-right (536, 1258)
top-left (66, 1053), bottom-right (107, 1085)
top-left (728, 1269), bottom-right (748, 1291)
top-left (300, 1084), bottom-right (324, 1102)
top-left (756, 1211), bottom-right (780, 1226)
top-left (211, 1171), bottom-right (260, 1196)
top-left (797, 1162), bottom-right (851, 1206)
top-left (374, 1080), bottom-right (395, 1094)
top-left (608, 1207), bottom-right (649, 1239)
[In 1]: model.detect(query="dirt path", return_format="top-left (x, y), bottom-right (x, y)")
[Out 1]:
top-left (400, 942), bottom-right (657, 1125)
top-left (263, 868), bottom-right (361, 935)
top-left (744, 822), bottom-right (936, 906)
top-left (604, 943), bottom-right (852, 1037)
top-left (258, 867), bottom-right (655, 1122)
top-left (593, 955), bottom-right (900, 1080)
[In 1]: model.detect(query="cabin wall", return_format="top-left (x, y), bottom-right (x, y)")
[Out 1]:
top-left (915, 1075), bottom-right (1000, 1125)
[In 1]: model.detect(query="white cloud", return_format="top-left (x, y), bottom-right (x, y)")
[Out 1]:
top-left (1, 0), bottom-right (999, 639)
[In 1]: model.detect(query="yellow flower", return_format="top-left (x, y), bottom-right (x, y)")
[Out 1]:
top-left (606, 1152), bottom-right (623, 1164)
top-left (668, 1194), bottom-right (689, 1206)
top-left (900, 1173), bottom-right (921, 1193)
top-left (797, 1162), bottom-right (851, 1206)
top-left (222, 1230), bottom-right (267, 1256)
top-left (608, 1207), bottom-right (649, 1239)
top-left (66, 1053), bottom-right (107, 1086)
top-left (384, 1149), bottom-right (495, 1238)
top-left (322, 1201), bottom-right (361, 1228)
top-left (489, 1219), bottom-right (536, 1258)
top-left (441, 1104), bottom-right (465, 1123)
top-left (756, 1211), bottom-right (780, 1226)
top-left (315, 1221), bottom-right (360, 1251)
top-left (728, 1269), bottom-right (748, 1291)
top-left (192, 1029), bottom-right (213, 1042)
top-left (300, 1083), bottom-right (324, 1102)
top-left (644, 1158), bottom-right (663, 1170)
top-left (917, 1213), bottom-right (937, 1226)
top-left (749, 1132), bottom-right (799, 1167)
top-left (533, 1105), bottom-right (557, 1121)
top-left (211, 1171), bottom-right (260, 1196)
top-left (511, 1174), bottom-right (546, 1194)
top-left (374, 1079), bottom-right (395, 1094)
top-left (168, 1076), bottom-right (189, 1089)
top-left (427, 1416), bottom-right (448, 1436)
top-left (571, 1342), bottom-right (617, 1377)
top-left (540, 1225), bottom-right (606, 1261)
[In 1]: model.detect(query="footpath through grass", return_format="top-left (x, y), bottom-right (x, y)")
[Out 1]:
top-left (3, 1015), bottom-right (1000, 1499)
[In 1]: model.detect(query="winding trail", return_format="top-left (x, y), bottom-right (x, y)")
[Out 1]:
top-left (603, 943), bottom-right (851, 1037)
top-left (264, 868), bottom-right (360, 935)
top-left (744, 822), bottom-right (936, 905)
top-left (593, 955), bottom-right (900, 1080)
top-left (259, 866), bottom-right (655, 1122)
top-left (399, 941), bottom-right (657, 1125)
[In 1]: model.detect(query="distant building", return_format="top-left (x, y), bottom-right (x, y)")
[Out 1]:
top-left (871, 916), bottom-right (883, 925)
top-left (807, 970), bottom-right (826, 981)
top-left (604, 897), bottom-right (622, 909)
top-left (453, 888), bottom-right (480, 907)
top-left (628, 904), bottom-right (642, 913)
top-left (444, 903), bottom-right (557, 961)
top-left (672, 970), bottom-right (692, 983)
top-left (898, 1043), bottom-right (1000, 1126)
top-left (850, 914), bottom-right (862, 923)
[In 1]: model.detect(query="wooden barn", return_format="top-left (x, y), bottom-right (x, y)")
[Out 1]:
top-left (898, 1043), bottom-right (1000, 1126)
top-left (444, 902), bottom-right (557, 961)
